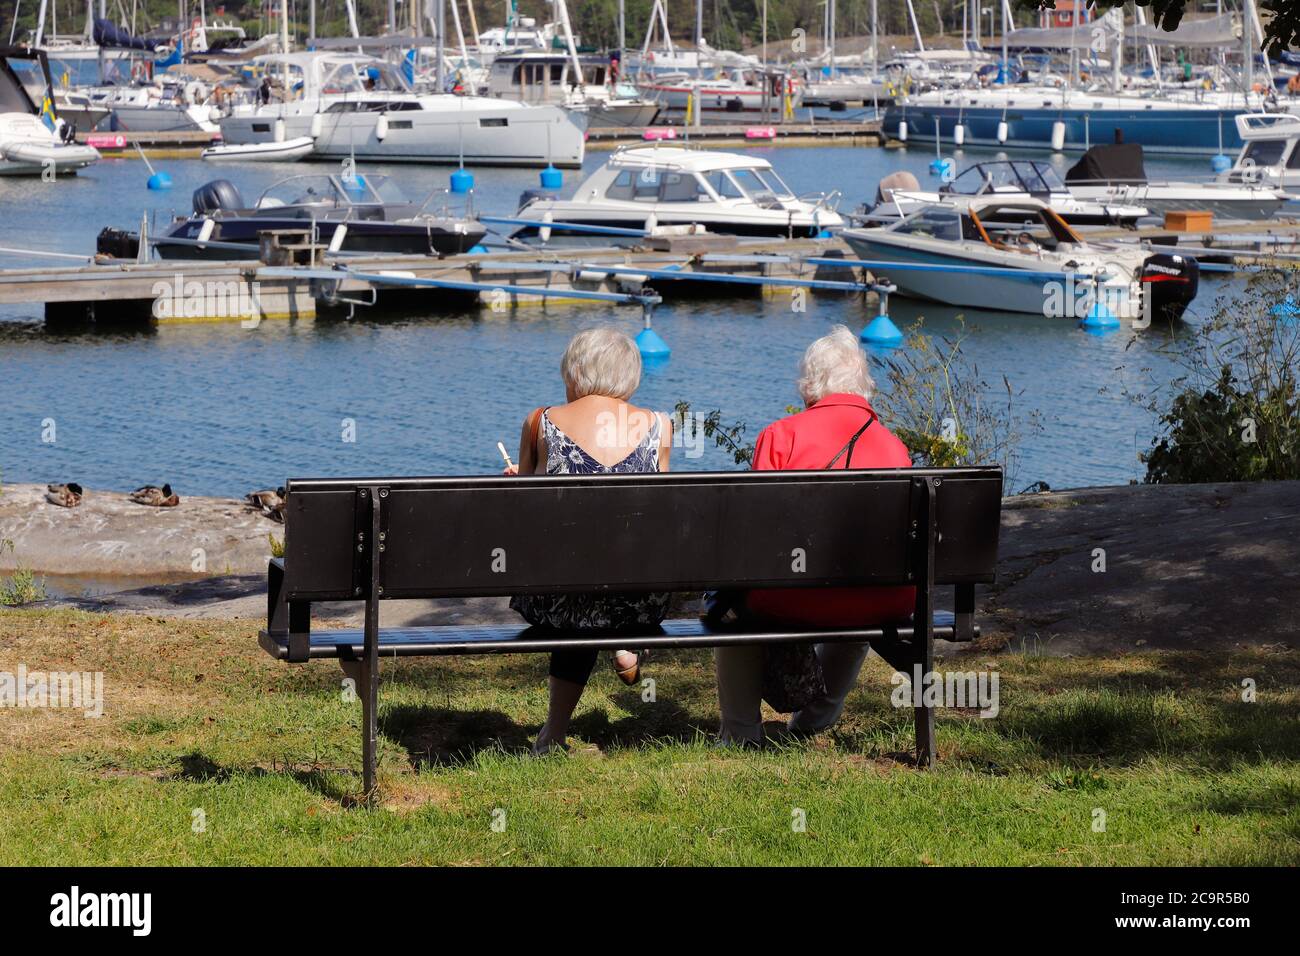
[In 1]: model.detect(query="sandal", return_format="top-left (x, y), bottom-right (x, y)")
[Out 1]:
top-left (612, 649), bottom-right (640, 686)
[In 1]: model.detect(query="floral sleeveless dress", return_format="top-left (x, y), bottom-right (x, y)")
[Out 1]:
top-left (509, 409), bottom-right (672, 630)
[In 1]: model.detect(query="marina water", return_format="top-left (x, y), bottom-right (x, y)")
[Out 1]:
top-left (0, 142), bottom-right (1250, 496)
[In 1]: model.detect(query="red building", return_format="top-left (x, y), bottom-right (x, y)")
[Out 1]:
top-left (1041, 0), bottom-right (1092, 28)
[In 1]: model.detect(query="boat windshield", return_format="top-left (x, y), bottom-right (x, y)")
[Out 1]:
top-left (727, 167), bottom-right (795, 201)
top-left (254, 174), bottom-right (405, 210)
top-left (975, 204), bottom-right (1079, 251)
top-left (946, 161), bottom-right (1066, 196)
top-left (1241, 139), bottom-right (1287, 168)
top-left (889, 207), bottom-right (966, 241)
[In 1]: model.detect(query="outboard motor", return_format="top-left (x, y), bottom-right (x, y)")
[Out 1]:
top-left (192, 179), bottom-right (245, 216)
top-left (517, 187), bottom-right (557, 212)
top-left (96, 227), bottom-right (140, 260)
top-left (1140, 252), bottom-right (1199, 323)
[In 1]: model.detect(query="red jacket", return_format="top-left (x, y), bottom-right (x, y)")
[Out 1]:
top-left (745, 393), bottom-right (917, 627)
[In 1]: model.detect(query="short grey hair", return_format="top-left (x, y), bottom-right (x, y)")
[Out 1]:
top-left (797, 325), bottom-right (876, 406)
top-left (561, 326), bottom-right (642, 400)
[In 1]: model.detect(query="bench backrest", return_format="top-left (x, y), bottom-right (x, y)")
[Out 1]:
top-left (279, 468), bottom-right (1002, 601)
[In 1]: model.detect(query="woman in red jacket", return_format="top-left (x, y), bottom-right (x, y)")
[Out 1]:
top-left (716, 326), bottom-right (915, 745)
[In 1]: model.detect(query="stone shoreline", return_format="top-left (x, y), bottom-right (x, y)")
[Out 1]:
top-left (4, 480), bottom-right (1297, 656)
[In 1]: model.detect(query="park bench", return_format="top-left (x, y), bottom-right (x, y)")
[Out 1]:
top-left (258, 468), bottom-right (1003, 791)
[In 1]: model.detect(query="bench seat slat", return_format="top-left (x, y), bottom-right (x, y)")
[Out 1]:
top-left (258, 611), bottom-right (970, 661)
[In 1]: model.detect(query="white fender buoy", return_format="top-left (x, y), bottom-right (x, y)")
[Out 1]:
top-left (644, 212), bottom-right (658, 234)
top-left (376, 114), bottom-right (389, 141)
top-left (898, 120), bottom-right (908, 142)
top-left (953, 123), bottom-right (965, 146)
top-left (1051, 121), bottom-right (1066, 151)
top-left (328, 224), bottom-right (349, 253)
top-left (997, 120), bottom-right (1009, 143)
top-left (273, 118), bottom-right (285, 143)
top-left (196, 218), bottom-right (215, 245)
top-left (309, 112), bottom-right (323, 139)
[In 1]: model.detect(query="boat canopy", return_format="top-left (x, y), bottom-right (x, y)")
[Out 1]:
top-left (1006, 13), bottom-right (1239, 50)
top-left (941, 161), bottom-right (1068, 197)
top-left (1065, 144), bottom-right (1147, 186)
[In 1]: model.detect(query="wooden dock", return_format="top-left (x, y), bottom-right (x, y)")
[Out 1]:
top-left (73, 120), bottom-right (884, 161)
top-left (0, 236), bottom-right (867, 325)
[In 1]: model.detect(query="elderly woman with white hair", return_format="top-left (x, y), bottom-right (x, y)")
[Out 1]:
top-left (714, 325), bottom-right (915, 746)
top-left (506, 326), bottom-right (674, 754)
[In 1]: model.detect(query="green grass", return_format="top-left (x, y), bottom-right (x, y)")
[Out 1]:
top-left (0, 610), bottom-right (1296, 866)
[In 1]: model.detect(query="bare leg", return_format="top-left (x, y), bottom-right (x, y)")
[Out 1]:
top-left (714, 644), bottom-right (766, 745)
top-left (534, 676), bottom-right (586, 754)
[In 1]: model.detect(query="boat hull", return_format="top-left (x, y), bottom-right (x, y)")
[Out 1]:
top-left (883, 102), bottom-right (1245, 156)
top-left (155, 217), bottom-right (487, 259)
top-left (220, 102), bottom-right (586, 168)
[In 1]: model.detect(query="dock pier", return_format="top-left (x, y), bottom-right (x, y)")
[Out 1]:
top-left (0, 236), bottom-right (869, 325)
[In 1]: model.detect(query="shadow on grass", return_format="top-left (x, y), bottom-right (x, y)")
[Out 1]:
top-left (377, 689), bottom-right (717, 769)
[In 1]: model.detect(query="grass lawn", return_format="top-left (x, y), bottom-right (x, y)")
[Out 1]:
top-left (0, 609), bottom-right (1296, 866)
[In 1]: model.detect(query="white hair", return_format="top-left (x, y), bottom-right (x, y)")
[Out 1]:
top-left (797, 325), bottom-right (876, 406)
top-left (561, 326), bottom-right (642, 400)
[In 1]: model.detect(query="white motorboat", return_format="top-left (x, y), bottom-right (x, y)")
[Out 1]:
top-left (1217, 113), bottom-right (1300, 189)
top-left (219, 52), bottom-right (586, 168)
top-left (1064, 142), bottom-right (1292, 220)
top-left (841, 196), bottom-right (1199, 321)
top-left (201, 136), bottom-right (315, 162)
top-left (0, 47), bottom-right (100, 175)
top-left (95, 77), bottom-right (222, 133)
top-left (512, 145), bottom-right (842, 240)
top-left (869, 160), bottom-right (1148, 227)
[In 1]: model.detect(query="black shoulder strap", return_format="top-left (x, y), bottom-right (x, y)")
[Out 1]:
top-left (825, 414), bottom-right (876, 470)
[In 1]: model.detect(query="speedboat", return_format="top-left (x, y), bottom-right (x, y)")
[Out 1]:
top-left (0, 47), bottom-right (100, 175)
top-left (100, 173), bottom-right (486, 260)
top-left (1065, 142), bottom-right (1292, 220)
top-left (867, 159), bottom-right (1148, 227)
top-left (219, 52), bottom-right (586, 168)
top-left (840, 196), bottom-right (1199, 321)
top-left (511, 145), bottom-right (843, 240)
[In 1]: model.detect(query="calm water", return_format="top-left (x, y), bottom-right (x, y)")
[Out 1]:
top-left (0, 142), bottom-right (1245, 496)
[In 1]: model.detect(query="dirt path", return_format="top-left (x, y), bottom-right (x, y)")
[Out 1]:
top-left (8, 480), bottom-right (1297, 656)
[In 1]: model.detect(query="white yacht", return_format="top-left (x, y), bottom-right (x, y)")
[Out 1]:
top-left (637, 68), bottom-right (802, 114)
top-left (1064, 142), bottom-right (1292, 220)
top-left (219, 52), bottom-right (585, 168)
top-left (513, 146), bottom-right (843, 240)
top-left (485, 52), bottom-right (659, 128)
top-left (0, 47), bottom-right (100, 175)
top-left (841, 196), bottom-right (1199, 321)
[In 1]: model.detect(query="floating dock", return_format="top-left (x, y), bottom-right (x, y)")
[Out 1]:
top-left (0, 235), bottom-right (870, 324)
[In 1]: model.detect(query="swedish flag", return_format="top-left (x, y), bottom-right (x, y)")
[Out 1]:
top-left (40, 89), bottom-right (57, 131)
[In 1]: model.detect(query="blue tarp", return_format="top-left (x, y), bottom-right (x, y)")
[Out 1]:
top-left (92, 18), bottom-right (158, 52)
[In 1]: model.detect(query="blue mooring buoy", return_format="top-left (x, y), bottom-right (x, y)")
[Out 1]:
top-left (929, 157), bottom-right (953, 178)
top-left (147, 171), bottom-right (173, 190)
top-left (636, 326), bottom-right (670, 361)
top-left (450, 167), bottom-right (474, 194)
top-left (540, 165), bottom-right (563, 190)
top-left (860, 314), bottom-right (904, 348)
top-left (1081, 296), bottom-right (1120, 333)
top-left (467, 244), bottom-right (488, 254)
top-left (1210, 154), bottom-right (1232, 173)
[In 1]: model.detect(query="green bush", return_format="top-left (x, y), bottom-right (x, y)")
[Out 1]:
top-left (1143, 271), bottom-right (1300, 484)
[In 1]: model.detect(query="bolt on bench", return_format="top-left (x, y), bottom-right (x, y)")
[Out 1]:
top-left (259, 468), bottom-right (1003, 791)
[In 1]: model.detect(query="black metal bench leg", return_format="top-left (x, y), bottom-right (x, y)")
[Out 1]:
top-left (912, 477), bottom-right (938, 769)
top-left (361, 488), bottom-right (383, 796)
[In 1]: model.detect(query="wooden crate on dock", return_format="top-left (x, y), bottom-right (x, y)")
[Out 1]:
top-left (1164, 211), bottom-right (1213, 232)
